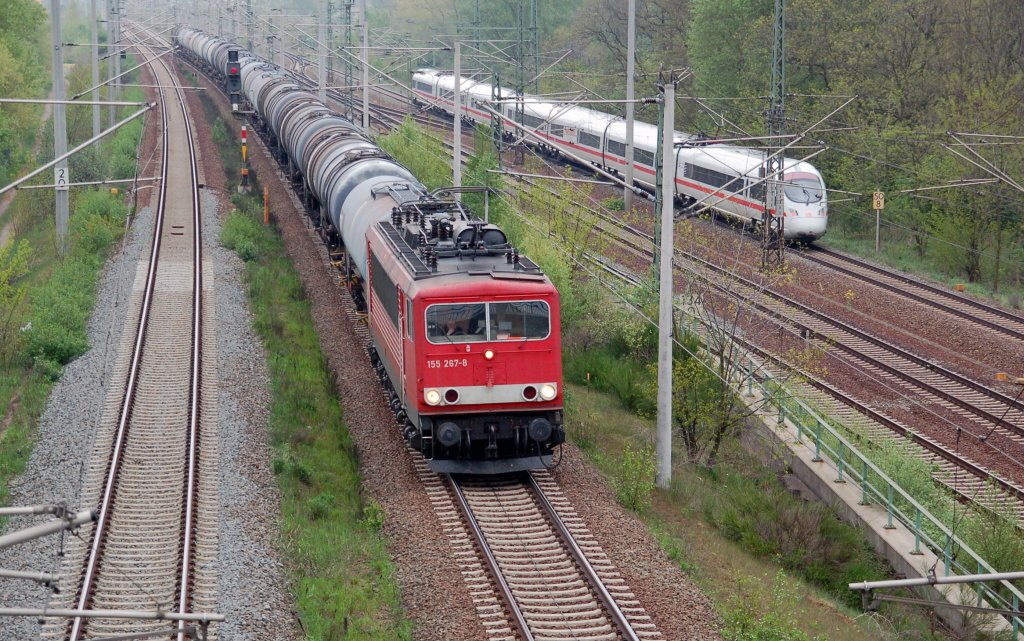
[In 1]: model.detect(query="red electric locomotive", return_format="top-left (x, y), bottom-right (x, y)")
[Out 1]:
top-left (365, 189), bottom-right (565, 473)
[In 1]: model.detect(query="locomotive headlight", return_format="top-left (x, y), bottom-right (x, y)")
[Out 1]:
top-left (424, 389), bottom-right (441, 406)
top-left (539, 384), bottom-right (557, 401)
top-left (484, 350), bottom-right (494, 360)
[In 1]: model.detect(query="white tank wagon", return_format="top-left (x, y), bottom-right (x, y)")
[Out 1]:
top-left (175, 28), bottom-right (423, 280)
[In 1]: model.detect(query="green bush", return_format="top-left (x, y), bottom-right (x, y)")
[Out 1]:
top-left (700, 467), bottom-right (883, 605)
top-left (613, 442), bottom-right (657, 512)
top-left (721, 573), bottom-right (819, 641)
top-left (308, 492), bottom-right (335, 520)
top-left (601, 196), bottom-right (625, 211)
top-left (234, 238), bottom-right (258, 262)
top-left (291, 460), bottom-right (313, 485)
top-left (362, 499), bottom-right (386, 534)
top-left (220, 209), bottom-right (263, 259)
top-left (271, 457), bottom-right (286, 475)
top-left (564, 348), bottom-right (656, 417)
top-left (31, 355), bottom-right (63, 382)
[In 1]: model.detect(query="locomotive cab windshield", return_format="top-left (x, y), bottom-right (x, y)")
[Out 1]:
top-left (426, 301), bottom-right (550, 343)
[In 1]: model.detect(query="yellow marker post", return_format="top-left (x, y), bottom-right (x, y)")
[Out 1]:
top-left (242, 143), bottom-right (247, 163)
top-left (872, 190), bottom-right (884, 252)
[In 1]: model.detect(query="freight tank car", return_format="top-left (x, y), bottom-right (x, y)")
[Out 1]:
top-left (176, 28), bottom-right (565, 473)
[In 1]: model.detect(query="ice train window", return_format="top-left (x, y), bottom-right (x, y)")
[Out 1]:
top-left (578, 131), bottom-right (601, 148)
top-left (634, 148), bottom-right (654, 166)
top-left (784, 177), bottom-right (824, 203)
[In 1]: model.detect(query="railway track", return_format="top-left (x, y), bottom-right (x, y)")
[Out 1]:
top-left (798, 245), bottom-right (1024, 343)
top-left (596, 208), bottom-right (1024, 492)
top-left (43, 25), bottom-right (219, 641)
top-left (428, 468), bottom-right (662, 641)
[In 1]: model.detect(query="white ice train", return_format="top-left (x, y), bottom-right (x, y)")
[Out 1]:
top-left (411, 69), bottom-right (828, 241)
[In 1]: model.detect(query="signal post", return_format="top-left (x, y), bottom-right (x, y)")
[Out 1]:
top-left (239, 125), bottom-right (250, 193)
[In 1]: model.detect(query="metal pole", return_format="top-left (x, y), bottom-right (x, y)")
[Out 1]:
top-left (0, 509), bottom-right (95, 548)
top-left (113, 0), bottom-right (121, 103)
top-left (850, 570), bottom-right (1024, 592)
top-left (655, 81), bottom-right (675, 490)
top-left (875, 207), bottom-right (880, 252)
top-left (268, 12), bottom-right (276, 65)
top-left (361, 0), bottom-right (369, 133)
top-left (89, 0), bottom-right (100, 141)
top-left (0, 607), bottom-right (225, 622)
top-left (0, 568), bottom-right (57, 587)
top-left (623, 0), bottom-right (636, 211)
top-left (106, 0), bottom-right (116, 127)
top-left (317, 0), bottom-right (327, 102)
top-left (49, 0), bottom-right (70, 256)
top-left (245, 0), bottom-right (253, 50)
top-left (453, 41), bottom-right (461, 199)
top-left (0, 104), bottom-right (155, 197)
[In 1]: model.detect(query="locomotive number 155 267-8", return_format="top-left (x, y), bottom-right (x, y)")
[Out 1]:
top-left (427, 358), bottom-right (469, 369)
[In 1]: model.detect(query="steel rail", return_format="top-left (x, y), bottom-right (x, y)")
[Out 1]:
top-left (526, 473), bottom-right (643, 641)
top-left (67, 52), bottom-right (170, 641)
top-left (570, 216), bottom-right (1024, 506)
top-left (593, 221), bottom-right (1024, 504)
top-left (445, 475), bottom-right (534, 641)
top-left (345, 79), bottom-right (1024, 513)
top-left (68, 26), bottom-right (204, 641)
top-left (670, 246), bottom-right (1024, 438)
top-left (499, 161), bottom-right (1024, 439)
top-left (484, 163), bottom-right (1024, 508)
top-left (800, 246), bottom-right (1024, 342)
top-left (146, 26), bottom-right (207, 641)
top-left (124, 23), bottom-right (206, 641)
top-left (409, 94), bottom-right (1024, 438)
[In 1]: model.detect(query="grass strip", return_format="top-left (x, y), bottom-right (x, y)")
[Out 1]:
top-left (205, 88), bottom-right (409, 638)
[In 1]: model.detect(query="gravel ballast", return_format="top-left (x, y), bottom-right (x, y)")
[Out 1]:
top-left (0, 75), bottom-right (298, 641)
top-left (0, 200), bottom-right (155, 641)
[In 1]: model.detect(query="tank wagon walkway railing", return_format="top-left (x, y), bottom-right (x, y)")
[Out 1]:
top-left (670, 298), bottom-right (1024, 639)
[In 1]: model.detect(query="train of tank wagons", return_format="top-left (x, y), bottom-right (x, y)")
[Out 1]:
top-left (176, 27), bottom-right (566, 474)
top-left (411, 69), bottom-right (828, 241)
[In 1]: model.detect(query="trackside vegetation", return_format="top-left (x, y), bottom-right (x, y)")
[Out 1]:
top-left (381, 0), bottom-right (1024, 307)
top-left (0, 14), bottom-right (143, 511)
top-left (376, 120), bottom-right (982, 640)
top-left (205, 93), bottom-right (410, 639)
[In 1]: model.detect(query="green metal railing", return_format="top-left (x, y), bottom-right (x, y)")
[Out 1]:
top-left (677, 304), bottom-right (1023, 636)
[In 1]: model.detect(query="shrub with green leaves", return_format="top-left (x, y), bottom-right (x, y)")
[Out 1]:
top-left (308, 492), bottom-right (335, 520)
top-left (614, 442), bottom-right (657, 512)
